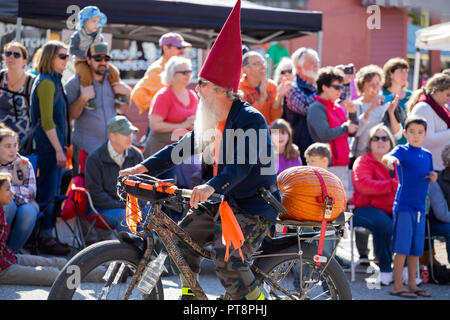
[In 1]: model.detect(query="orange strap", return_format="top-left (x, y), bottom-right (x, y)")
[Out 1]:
top-left (219, 201), bottom-right (245, 262)
top-left (126, 195), bottom-right (142, 234)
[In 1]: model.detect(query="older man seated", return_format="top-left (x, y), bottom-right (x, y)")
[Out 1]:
top-left (85, 115), bottom-right (143, 232)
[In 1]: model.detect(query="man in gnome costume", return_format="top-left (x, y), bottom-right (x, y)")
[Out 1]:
top-left (120, 0), bottom-right (280, 300)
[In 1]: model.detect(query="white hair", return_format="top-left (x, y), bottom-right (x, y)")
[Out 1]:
top-left (273, 57), bottom-right (294, 84)
top-left (160, 56), bottom-right (192, 86)
top-left (291, 47), bottom-right (319, 68)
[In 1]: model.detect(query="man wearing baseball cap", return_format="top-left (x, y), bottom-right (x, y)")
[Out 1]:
top-left (65, 41), bottom-right (133, 173)
top-left (84, 116), bottom-right (143, 233)
top-left (131, 32), bottom-right (191, 114)
top-left (121, 0), bottom-right (279, 300)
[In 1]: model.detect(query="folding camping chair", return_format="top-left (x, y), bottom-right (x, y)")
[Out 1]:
top-left (60, 150), bottom-right (118, 253)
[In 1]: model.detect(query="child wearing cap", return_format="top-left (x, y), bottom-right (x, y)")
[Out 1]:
top-left (69, 6), bottom-right (125, 109)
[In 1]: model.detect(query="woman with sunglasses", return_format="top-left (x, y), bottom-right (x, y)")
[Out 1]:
top-left (273, 57), bottom-right (295, 108)
top-left (0, 42), bottom-right (36, 144)
top-left (351, 124), bottom-right (398, 286)
top-left (143, 56), bottom-right (197, 159)
top-left (29, 40), bottom-right (71, 256)
top-left (306, 66), bottom-right (358, 198)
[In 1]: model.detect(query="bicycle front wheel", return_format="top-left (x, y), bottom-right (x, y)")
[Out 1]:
top-left (47, 240), bottom-right (164, 300)
top-left (254, 242), bottom-right (352, 300)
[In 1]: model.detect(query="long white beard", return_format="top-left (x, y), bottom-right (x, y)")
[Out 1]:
top-left (193, 92), bottom-right (219, 165)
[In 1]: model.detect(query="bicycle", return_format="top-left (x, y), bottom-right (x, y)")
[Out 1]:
top-left (47, 174), bottom-right (353, 300)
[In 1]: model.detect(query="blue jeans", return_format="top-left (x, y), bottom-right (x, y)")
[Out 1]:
top-left (353, 207), bottom-right (393, 272)
top-left (36, 150), bottom-right (62, 239)
top-left (89, 208), bottom-right (130, 233)
top-left (429, 216), bottom-right (450, 263)
top-left (3, 202), bottom-right (39, 253)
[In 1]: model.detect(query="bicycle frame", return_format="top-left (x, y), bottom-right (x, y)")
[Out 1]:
top-left (121, 199), bottom-right (348, 300)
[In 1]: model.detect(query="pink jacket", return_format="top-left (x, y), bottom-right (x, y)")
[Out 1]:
top-left (351, 152), bottom-right (399, 214)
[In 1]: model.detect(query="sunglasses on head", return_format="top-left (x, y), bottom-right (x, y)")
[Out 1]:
top-left (197, 79), bottom-right (210, 88)
top-left (330, 84), bottom-right (343, 91)
top-left (280, 69), bottom-right (292, 75)
top-left (370, 135), bottom-right (389, 142)
top-left (57, 53), bottom-right (69, 60)
top-left (93, 55), bottom-right (111, 62)
top-left (175, 70), bottom-right (192, 75)
top-left (5, 51), bottom-right (22, 59)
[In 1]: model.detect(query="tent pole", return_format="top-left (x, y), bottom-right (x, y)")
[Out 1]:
top-left (413, 48), bottom-right (421, 90)
top-left (15, 17), bottom-right (22, 41)
top-left (317, 31), bottom-right (323, 61)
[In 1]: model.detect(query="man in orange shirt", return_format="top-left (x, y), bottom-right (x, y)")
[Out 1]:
top-left (130, 33), bottom-right (191, 114)
top-left (239, 51), bottom-right (283, 124)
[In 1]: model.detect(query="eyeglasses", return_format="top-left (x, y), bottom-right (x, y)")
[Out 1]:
top-left (57, 53), bottom-right (69, 60)
top-left (175, 70), bottom-right (192, 75)
top-left (93, 55), bottom-right (111, 62)
top-left (197, 79), bottom-right (210, 88)
top-left (330, 84), bottom-right (344, 91)
top-left (244, 61), bottom-right (266, 68)
top-left (370, 135), bottom-right (389, 142)
top-left (5, 51), bottom-right (22, 59)
top-left (280, 69), bottom-right (292, 75)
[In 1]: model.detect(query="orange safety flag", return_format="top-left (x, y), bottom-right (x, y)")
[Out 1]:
top-left (126, 195), bottom-right (142, 234)
top-left (219, 201), bottom-right (245, 262)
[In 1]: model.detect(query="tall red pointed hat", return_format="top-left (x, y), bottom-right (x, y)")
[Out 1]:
top-left (199, 0), bottom-right (242, 93)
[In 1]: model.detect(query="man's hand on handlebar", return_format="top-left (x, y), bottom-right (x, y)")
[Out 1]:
top-left (119, 164), bottom-right (147, 177)
top-left (190, 184), bottom-right (215, 209)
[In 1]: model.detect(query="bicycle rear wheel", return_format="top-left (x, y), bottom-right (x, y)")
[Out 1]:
top-left (47, 240), bottom-right (164, 300)
top-left (254, 242), bottom-right (352, 300)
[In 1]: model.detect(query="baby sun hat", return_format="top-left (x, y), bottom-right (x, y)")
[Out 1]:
top-left (77, 6), bottom-right (107, 31)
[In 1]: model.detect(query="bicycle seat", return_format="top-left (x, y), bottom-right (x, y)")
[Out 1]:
top-left (276, 211), bottom-right (353, 229)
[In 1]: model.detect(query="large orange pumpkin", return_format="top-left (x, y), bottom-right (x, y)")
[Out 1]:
top-left (277, 166), bottom-right (347, 222)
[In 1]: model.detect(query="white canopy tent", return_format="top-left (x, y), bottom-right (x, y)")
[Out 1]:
top-left (413, 22), bottom-right (450, 90)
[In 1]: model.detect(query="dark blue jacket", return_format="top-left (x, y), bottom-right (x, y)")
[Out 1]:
top-left (30, 71), bottom-right (70, 153)
top-left (142, 100), bottom-right (280, 223)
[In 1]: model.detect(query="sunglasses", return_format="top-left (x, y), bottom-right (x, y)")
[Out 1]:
top-left (175, 70), bottom-right (192, 75)
top-left (197, 79), bottom-right (210, 88)
top-left (93, 55), bottom-right (111, 62)
top-left (280, 69), bottom-right (292, 75)
top-left (370, 135), bottom-right (389, 142)
top-left (57, 53), bottom-right (69, 60)
top-left (330, 84), bottom-right (344, 91)
top-left (5, 51), bottom-right (22, 59)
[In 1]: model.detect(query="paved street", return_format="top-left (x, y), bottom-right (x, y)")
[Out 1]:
top-left (0, 218), bottom-right (448, 300)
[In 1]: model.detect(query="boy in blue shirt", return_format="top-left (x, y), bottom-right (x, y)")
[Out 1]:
top-left (382, 116), bottom-right (437, 298)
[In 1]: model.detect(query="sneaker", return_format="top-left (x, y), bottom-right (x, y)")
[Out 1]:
top-left (378, 272), bottom-right (393, 286)
top-left (39, 237), bottom-right (70, 256)
top-left (85, 99), bottom-right (97, 110)
top-left (179, 288), bottom-right (196, 300)
top-left (114, 94), bottom-right (129, 105)
top-left (402, 267), bottom-right (423, 285)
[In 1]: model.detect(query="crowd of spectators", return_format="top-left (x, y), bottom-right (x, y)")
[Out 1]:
top-left (0, 6), bottom-right (449, 294)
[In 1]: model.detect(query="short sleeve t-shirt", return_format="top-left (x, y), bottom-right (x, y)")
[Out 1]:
top-left (390, 144), bottom-right (433, 213)
top-left (150, 87), bottom-right (198, 124)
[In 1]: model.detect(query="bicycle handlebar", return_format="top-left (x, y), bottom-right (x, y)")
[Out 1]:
top-left (118, 174), bottom-right (224, 203)
top-left (177, 188), bottom-right (224, 203)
